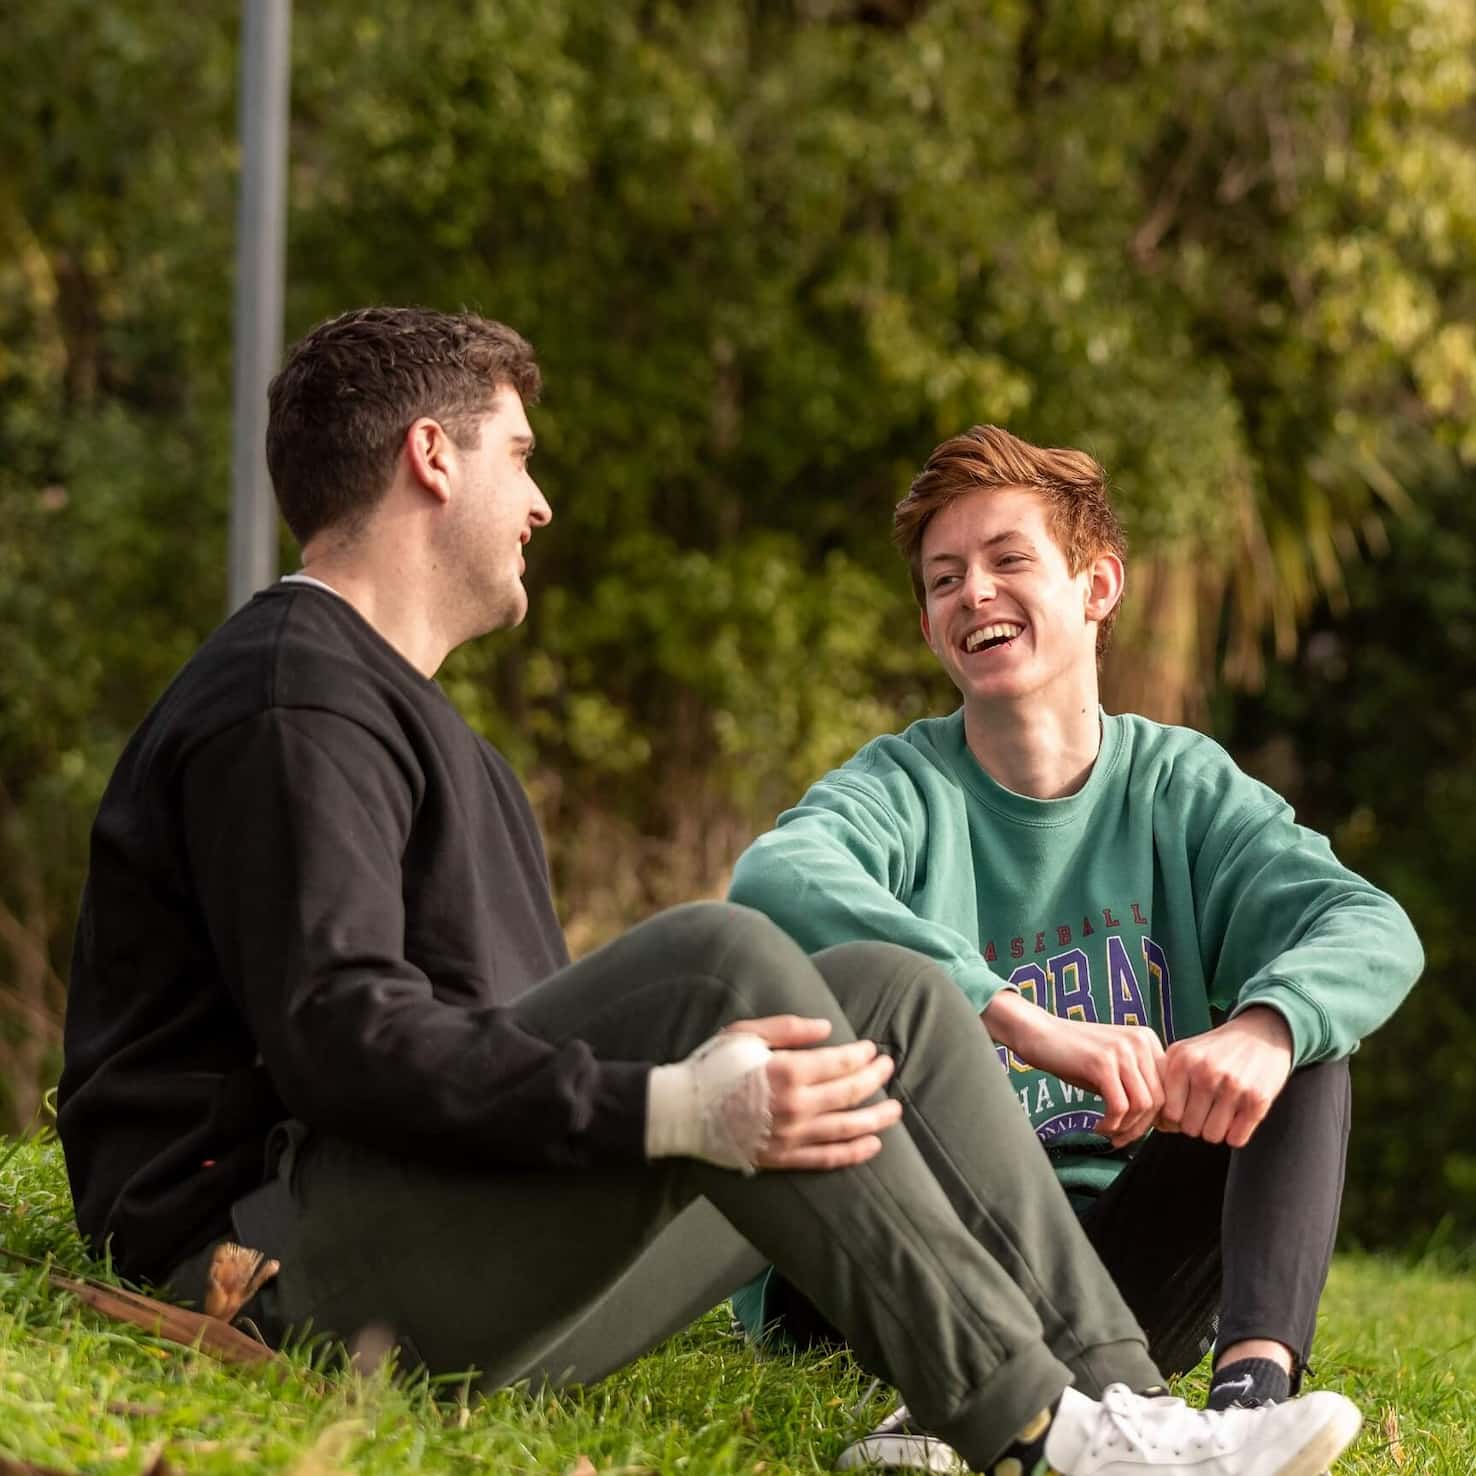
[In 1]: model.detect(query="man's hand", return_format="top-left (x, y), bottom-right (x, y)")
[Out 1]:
top-left (725, 1015), bottom-right (903, 1170)
top-left (1157, 1006), bottom-right (1294, 1149)
top-left (983, 990), bottom-right (1165, 1148)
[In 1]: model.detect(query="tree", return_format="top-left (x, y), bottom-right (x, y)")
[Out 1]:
top-left (0, 0), bottom-right (1472, 1255)
top-left (1220, 460), bottom-right (1476, 1246)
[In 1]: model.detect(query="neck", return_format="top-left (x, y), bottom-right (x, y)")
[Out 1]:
top-left (298, 527), bottom-right (452, 677)
top-left (962, 684), bottom-right (1103, 800)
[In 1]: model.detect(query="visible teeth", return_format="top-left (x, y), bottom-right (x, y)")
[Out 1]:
top-left (965, 623), bottom-right (1023, 652)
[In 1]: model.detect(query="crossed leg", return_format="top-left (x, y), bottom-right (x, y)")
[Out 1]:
top-left (250, 903), bottom-right (1158, 1468)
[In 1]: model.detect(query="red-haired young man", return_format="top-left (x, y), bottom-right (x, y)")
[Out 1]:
top-left (731, 424), bottom-right (1421, 1468)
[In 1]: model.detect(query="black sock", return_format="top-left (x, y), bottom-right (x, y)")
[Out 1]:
top-left (1207, 1356), bottom-right (1292, 1409)
top-left (989, 1392), bottom-right (1063, 1475)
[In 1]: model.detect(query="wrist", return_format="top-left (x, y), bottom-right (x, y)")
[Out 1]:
top-left (983, 988), bottom-right (1047, 1056)
top-left (646, 1061), bottom-right (700, 1161)
top-left (1230, 1003), bottom-right (1294, 1054)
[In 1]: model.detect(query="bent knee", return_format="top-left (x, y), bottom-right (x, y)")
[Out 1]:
top-left (810, 940), bottom-right (971, 1017)
top-left (647, 899), bottom-right (791, 964)
top-left (638, 901), bottom-right (823, 1009)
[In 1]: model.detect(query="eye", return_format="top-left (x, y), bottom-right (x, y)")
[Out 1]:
top-left (929, 573), bottom-right (960, 593)
top-left (996, 553), bottom-right (1027, 567)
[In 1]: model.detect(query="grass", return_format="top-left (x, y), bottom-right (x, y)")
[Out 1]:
top-left (1, 1135), bottom-right (1471, 1474)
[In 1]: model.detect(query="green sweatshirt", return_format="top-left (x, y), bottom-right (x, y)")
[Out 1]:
top-left (730, 708), bottom-right (1422, 1198)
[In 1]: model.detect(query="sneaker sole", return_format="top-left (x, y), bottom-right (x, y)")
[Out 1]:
top-left (1276, 1398), bottom-right (1363, 1476)
top-left (834, 1434), bottom-right (968, 1473)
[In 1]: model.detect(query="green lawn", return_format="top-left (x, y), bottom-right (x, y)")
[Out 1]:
top-left (1, 1135), bottom-right (1470, 1474)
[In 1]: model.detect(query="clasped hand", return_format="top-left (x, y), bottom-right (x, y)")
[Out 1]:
top-left (983, 992), bottom-right (1293, 1150)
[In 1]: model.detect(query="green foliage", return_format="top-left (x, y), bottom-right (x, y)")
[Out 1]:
top-left (1220, 463), bottom-right (1476, 1246)
top-left (2, 1135), bottom-right (1475, 1473)
top-left (1, 0), bottom-right (1474, 1256)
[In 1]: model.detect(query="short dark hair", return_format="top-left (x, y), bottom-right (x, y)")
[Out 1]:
top-left (266, 307), bottom-right (541, 544)
top-left (894, 424), bottom-right (1128, 652)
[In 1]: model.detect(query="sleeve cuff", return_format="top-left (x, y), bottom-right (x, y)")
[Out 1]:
top-left (951, 962), bottom-right (1016, 1014)
top-left (1229, 979), bottom-right (1326, 1067)
top-left (582, 1061), bottom-right (655, 1159)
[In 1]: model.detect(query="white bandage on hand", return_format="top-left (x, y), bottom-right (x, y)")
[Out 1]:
top-left (645, 1031), bottom-right (774, 1174)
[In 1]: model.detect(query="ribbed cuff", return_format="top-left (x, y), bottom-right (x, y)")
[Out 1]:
top-left (584, 1061), bottom-right (655, 1160)
top-left (1067, 1335), bottom-right (1162, 1401)
top-left (925, 1343), bottom-right (1072, 1471)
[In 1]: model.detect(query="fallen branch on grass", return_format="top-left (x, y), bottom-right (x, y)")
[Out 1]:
top-left (0, 1244), bottom-right (279, 1366)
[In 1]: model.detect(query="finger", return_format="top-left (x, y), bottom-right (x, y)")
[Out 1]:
top-left (1123, 1051), bottom-right (1159, 1119)
top-left (1158, 1051), bottom-right (1190, 1132)
top-left (1224, 1093), bottom-right (1271, 1151)
top-left (1138, 1048), bottom-right (1167, 1126)
top-left (1175, 1068), bottom-right (1219, 1141)
top-left (1095, 1072), bottom-right (1129, 1136)
top-left (767, 1038), bottom-right (879, 1089)
top-left (1110, 1059), bottom-right (1160, 1146)
top-left (1134, 1027), bottom-right (1167, 1064)
top-left (772, 1053), bottom-right (895, 1120)
top-left (757, 1135), bottom-right (885, 1172)
top-left (769, 1097), bottom-right (904, 1147)
top-left (1111, 1107), bottom-right (1156, 1148)
top-left (727, 1015), bottom-right (833, 1048)
top-left (1198, 1085), bottom-right (1243, 1146)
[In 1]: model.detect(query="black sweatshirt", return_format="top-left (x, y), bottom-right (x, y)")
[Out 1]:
top-left (58, 584), bottom-right (651, 1283)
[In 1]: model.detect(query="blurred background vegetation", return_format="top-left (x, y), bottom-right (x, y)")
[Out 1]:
top-left (1, 0), bottom-right (1472, 1249)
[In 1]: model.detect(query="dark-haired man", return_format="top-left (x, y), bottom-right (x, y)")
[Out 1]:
top-left (729, 424), bottom-right (1421, 1462)
top-left (61, 313), bottom-right (1367, 1476)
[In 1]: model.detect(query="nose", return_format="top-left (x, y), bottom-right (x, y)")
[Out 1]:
top-left (962, 566), bottom-right (996, 605)
top-left (530, 480), bottom-right (552, 527)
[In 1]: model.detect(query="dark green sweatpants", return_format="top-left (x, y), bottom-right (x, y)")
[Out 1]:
top-left (215, 902), bottom-right (1159, 1467)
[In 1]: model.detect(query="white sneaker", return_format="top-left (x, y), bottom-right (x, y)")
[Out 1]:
top-left (835, 1404), bottom-right (968, 1473)
top-left (1044, 1383), bottom-right (1363, 1476)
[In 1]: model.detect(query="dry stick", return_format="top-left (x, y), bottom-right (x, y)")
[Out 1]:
top-left (0, 1456), bottom-right (82, 1476)
top-left (0, 1244), bottom-right (279, 1366)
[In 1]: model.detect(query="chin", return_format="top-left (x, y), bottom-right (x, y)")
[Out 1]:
top-left (502, 587), bottom-right (531, 628)
top-left (957, 673), bottom-right (1036, 704)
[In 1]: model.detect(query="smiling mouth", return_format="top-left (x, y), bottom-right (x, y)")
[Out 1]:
top-left (963, 621), bottom-right (1024, 654)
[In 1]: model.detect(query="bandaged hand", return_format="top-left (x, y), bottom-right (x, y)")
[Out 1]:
top-left (647, 1016), bottom-right (902, 1174)
top-left (645, 1031), bottom-right (774, 1173)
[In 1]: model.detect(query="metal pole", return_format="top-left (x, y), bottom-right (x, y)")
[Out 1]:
top-left (228, 0), bottom-right (292, 612)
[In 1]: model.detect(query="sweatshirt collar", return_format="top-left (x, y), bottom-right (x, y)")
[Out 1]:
top-left (941, 708), bottom-right (1123, 826)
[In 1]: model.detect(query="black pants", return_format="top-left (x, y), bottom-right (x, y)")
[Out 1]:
top-left (763, 1056), bottom-right (1351, 1384)
top-left (1083, 1056), bottom-right (1351, 1380)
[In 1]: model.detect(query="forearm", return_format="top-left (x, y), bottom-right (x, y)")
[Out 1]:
top-left (1227, 894), bottom-right (1423, 1064)
top-left (1202, 801), bottom-right (1424, 1065)
top-left (982, 991), bottom-right (1167, 1146)
top-left (187, 711), bottom-right (652, 1168)
top-left (731, 825), bottom-right (1005, 1009)
top-left (270, 979), bottom-right (653, 1166)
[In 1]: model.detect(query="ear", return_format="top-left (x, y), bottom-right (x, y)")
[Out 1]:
top-left (403, 417), bottom-right (457, 506)
top-left (919, 604), bottom-right (937, 653)
top-left (1083, 551), bottom-right (1125, 627)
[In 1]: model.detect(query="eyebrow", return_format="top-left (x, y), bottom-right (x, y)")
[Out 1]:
top-left (922, 530), bottom-right (1033, 567)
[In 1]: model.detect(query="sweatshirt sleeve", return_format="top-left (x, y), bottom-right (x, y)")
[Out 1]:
top-left (728, 772), bottom-right (1011, 1011)
top-left (182, 708), bottom-right (650, 1166)
top-left (1194, 792), bottom-right (1424, 1066)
